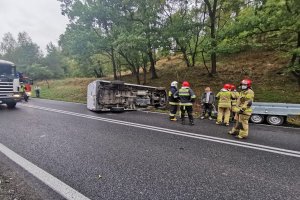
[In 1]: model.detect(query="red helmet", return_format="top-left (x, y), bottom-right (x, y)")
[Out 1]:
top-left (230, 84), bottom-right (236, 90)
top-left (223, 83), bottom-right (231, 90)
top-left (182, 81), bottom-right (190, 87)
top-left (241, 79), bottom-right (252, 87)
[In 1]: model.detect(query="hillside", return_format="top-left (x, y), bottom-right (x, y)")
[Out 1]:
top-left (38, 50), bottom-right (300, 104)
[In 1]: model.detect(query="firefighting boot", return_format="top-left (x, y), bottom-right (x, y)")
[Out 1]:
top-left (189, 120), bottom-right (194, 126)
top-left (181, 118), bottom-right (185, 125)
top-left (228, 129), bottom-right (239, 135)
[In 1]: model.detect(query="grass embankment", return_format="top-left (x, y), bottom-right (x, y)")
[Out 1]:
top-left (36, 51), bottom-right (300, 125)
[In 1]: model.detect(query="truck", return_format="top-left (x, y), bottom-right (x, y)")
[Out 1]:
top-left (0, 60), bottom-right (22, 108)
top-left (87, 80), bottom-right (167, 112)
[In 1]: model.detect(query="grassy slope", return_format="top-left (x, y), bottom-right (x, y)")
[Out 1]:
top-left (36, 51), bottom-right (300, 125)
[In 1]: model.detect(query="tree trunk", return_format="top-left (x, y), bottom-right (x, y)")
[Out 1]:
top-left (147, 40), bottom-right (158, 79)
top-left (111, 47), bottom-right (118, 80)
top-left (210, 14), bottom-right (217, 74)
top-left (176, 38), bottom-right (191, 68)
top-left (290, 32), bottom-right (300, 88)
top-left (135, 66), bottom-right (140, 85)
top-left (204, 0), bottom-right (218, 74)
top-left (142, 62), bottom-right (147, 85)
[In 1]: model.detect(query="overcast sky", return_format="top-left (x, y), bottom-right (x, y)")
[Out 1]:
top-left (0, 0), bottom-right (69, 53)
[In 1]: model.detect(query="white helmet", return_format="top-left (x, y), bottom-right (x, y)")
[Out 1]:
top-left (171, 81), bottom-right (178, 88)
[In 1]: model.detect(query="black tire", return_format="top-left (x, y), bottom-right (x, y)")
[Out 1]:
top-left (266, 115), bottom-right (284, 126)
top-left (110, 107), bottom-right (125, 112)
top-left (6, 102), bottom-right (16, 109)
top-left (250, 114), bottom-right (265, 124)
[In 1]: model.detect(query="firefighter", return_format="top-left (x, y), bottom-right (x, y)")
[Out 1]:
top-left (228, 79), bottom-right (254, 139)
top-left (230, 84), bottom-right (240, 121)
top-left (177, 81), bottom-right (196, 125)
top-left (20, 84), bottom-right (28, 102)
top-left (215, 84), bottom-right (232, 126)
top-left (168, 81), bottom-right (179, 121)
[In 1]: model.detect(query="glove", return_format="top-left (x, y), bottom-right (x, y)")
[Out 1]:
top-left (247, 100), bottom-right (253, 107)
top-left (239, 109), bottom-right (245, 114)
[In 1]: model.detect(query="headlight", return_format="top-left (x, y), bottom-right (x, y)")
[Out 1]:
top-left (13, 94), bottom-right (21, 98)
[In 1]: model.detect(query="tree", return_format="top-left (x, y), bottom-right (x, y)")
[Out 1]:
top-left (162, 0), bottom-right (206, 68)
top-left (221, 0), bottom-right (300, 87)
top-left (43, 42), bottom-right (66, 78)
top-left (25, 64), bottom-right (53, 81)
top-left (15, 32), bottom-right (42, 66)
top-left (58, 0), bottom-right (123, 80)
top-left (0, 32), bottom-right (17, 62)
top-left (203, 0), bottom-right (219, 74)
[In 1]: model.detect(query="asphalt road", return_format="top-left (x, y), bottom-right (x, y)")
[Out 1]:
top-left (0, 98), bottom-right (299, 200)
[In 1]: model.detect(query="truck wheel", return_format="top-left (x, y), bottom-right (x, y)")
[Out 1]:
top-left (266, 115), bottom-right (284, 126)
top-left (6, 102), bottom-right (16, 109)
top-left (250, 114), bottom-right (264, 124)
top-left (110, 107), bottom-right (125, 112)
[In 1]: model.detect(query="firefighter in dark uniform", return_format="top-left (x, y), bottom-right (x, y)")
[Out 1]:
top-left (168, 81), bottom-right (179, 121)
top-left (177, 81), bottom-right (196, 125)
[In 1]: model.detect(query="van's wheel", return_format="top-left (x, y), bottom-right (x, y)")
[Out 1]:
top-left (250, 114), bottom-right (264, 124)
top-left (110, 107), bottom-right (125, 112)
top-left (266, 115), bottom-right (284, 126)
top-left (6, 102), bottom-right (16, 109)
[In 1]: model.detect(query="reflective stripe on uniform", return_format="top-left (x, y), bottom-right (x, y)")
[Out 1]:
top-left (180, 103), bottom-right (193, 106)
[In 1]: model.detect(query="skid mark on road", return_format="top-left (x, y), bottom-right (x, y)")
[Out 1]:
top-left (20, 104), bottom-right (300, 158)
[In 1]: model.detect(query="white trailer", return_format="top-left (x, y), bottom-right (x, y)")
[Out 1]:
top-left (250, 102), bottom-right (300, 126)
top-left (87, 80), bottom-right (167, 112)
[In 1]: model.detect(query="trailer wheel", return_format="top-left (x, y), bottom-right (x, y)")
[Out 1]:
top-left (250, 114), bottom-right (264, 124)
top-left (266, 115), bottom-right (284, 126)
top-left (110, 107), bottom-right (125, 112)
top-left (6, 102), bottom-right (16, 109)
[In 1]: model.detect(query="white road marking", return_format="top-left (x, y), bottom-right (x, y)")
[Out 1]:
top-left (0, 143), bottom-right (90, 200)
top-left (32, 99), bottom-right (300, 130)
top-left (20, 104), bottom-right (300, 158)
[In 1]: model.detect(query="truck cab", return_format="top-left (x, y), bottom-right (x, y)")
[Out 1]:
top-left (0, 60), bottom-right (22, 108)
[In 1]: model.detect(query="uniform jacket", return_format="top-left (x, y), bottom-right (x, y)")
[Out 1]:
top-left (216, 89), bottom-right (232, 108)
top-left (177, 87), bottom-right (196, 106)
top-left (231, 91), bottom-right (240, 105)
top-left (168, 86), bottom-right (179, 105)
top-left (201, 92), bottom-right (215, 104)
top-left (237, 89), bottom-right (254, 115)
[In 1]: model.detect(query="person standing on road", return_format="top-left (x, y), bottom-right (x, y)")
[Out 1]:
top-left (228, 79), bottom-right (254, 139)
top-left (200, 87), bottom-right (215, 120)
top-left (215, 84), bottom-right (232, 126)
top-left (168, 81), bottom-right (180, 121)
top-left (177, 81), bottom-right (196, 125)
top-left (35, 85), bottom-right (41, 98)
top-left (20, 84), bottom-right (28, 102)
top-left (230, 84), bottom-right (240, 122)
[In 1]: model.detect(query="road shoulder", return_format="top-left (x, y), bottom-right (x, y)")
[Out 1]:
top-left (0, 158), bottom-right (42, 200)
